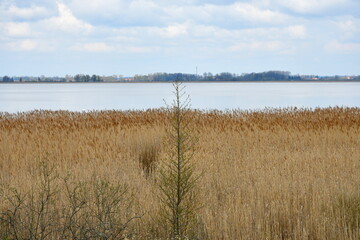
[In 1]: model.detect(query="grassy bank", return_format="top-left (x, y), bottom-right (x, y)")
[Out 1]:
top-left (0, 108), bottom-right (359, 239)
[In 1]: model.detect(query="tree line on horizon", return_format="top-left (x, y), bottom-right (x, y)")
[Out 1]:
top-left (1, 71), bottom-right (360, 82)
top-left (134, 71), bottom-right (294, 82)
top-left (0, 74), bottom-right (103, 83)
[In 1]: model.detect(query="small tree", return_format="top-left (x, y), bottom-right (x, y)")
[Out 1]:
top-left (158, 81), bottom-right (202, 239)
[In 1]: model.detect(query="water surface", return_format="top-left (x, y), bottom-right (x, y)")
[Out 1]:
top-left (0, 82), bottom-right (359, 113)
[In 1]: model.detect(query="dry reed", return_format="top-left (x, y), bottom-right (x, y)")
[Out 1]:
top-left (0, 107), bottom-right (359, 239)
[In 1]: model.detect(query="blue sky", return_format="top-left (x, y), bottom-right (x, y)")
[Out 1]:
top-left (0, 0), bottom-right (359, 76)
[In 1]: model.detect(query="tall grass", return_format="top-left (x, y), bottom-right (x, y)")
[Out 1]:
top-left (0, 107), bottom-right (359, 239)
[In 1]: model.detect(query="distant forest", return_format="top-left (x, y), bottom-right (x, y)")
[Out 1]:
top-left (1, 71), bottom-right (360, 82)
top-left (135, 71), bottom-right (300, 81)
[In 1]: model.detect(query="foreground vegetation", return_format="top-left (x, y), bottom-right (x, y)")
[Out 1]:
top-left (0, 107), bottom-right (359, 239)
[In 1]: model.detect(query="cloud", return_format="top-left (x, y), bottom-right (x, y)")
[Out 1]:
top-left (338, 19), bottom-right (358, 33)
top-left (70, 41), bottom-right (161, 53)
top-left (0, 0), bottom-right (359, 76)
top-left (275, 0), bottom-right (352, 14)
top-left (97, 22), bottom-right (308, 56)
top-left (231, 2), bottom-right (289, 23)
top-left (64, 0), bottom-right (292, 29)
top-left (3, 39), bottom-right (56, 52)
top-left (120, 46), bottom-right (160, 53)
top-left (230, 41), bottom-right (284, 52)
top-left (174, 2), bottom-right (292, 27)
top-left (287, 25), bottom-right (306, 39)
top-left (335, 17), bottom-right (360, 39)
top-left (72, 42), bottom-right (114, 52)
top-left (42, 2), bottom-right (92, 34)
top-left (110, 23), bottom-right (189, 42)
top-left (68, 0), bottom-right (125, 14)
top-left (67, 0), bottom-right (163, 27)
top-left (157, 23), bottom-right (188, 38)
top-left (6, 5), bottom-right (49, 20)
top-left (4, 22), bottom-right (32, 37)
top-left (6, 39), bottom-right (37, 51)
top-left (325, 40), bottom-right (360, 52)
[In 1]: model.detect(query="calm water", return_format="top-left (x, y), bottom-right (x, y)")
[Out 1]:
top-left (0, 82), bottom-right (359, 113)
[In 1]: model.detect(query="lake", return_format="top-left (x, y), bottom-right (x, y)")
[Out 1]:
top-left (0, 82), bottom-right (359, 113)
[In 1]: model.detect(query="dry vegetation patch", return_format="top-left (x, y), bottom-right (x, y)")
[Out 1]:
top-left (0, 107), bottom-right (359, 239)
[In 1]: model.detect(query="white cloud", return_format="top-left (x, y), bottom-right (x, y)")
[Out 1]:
top-left (163, 2), bottom-right (291, 27)
top-left (338, 20), bottom-right (358, 32)
top-left (43, 2), bottom-right (92, 33)
top-left (111, 23), bottom-right (189, 41)
top-left (130, 0), bottom-right (158, 11)
top-left (329, 17), bottom-right (360, 40)
top-left (336, 18), bottom-right (360, 37)
top-left (158, 23), bottom-right (188, 38)
top-left (184, 24), bottom-right (307, 43)
top-left (67, 0), bottom-right (161, 26)
top-left (70, 41), bottom-right (161, 53)
top-left (287, 25), bottom-right (306, 39)
top-left (19, 40), bottom-right (37, 51)
top-left (7, 5), bottom-right (49, 19)
top-left (276, 0), bottom-right (351, 14)
top-left (3, 39), bottom-right (56, 52)
top-left (231, 2), bottom-right (289, 23)
top-left (102, 23), bottom-right (308, 56)
top-left (1, 0), bottom-right (359, 76)
top-left (120, 46), bottom-right (160, 53)
top-left (68, 0), bottom-right (125, 14)
top-left (4, 22), bottom-right (32, 37)
top-left (230, 41), bottom-right (284, 52)
top-left (325, 40), bottom-right (360, 52)
top-left (64, 0), bottom-right (292, 29)
top-left (72, 42), bottom-right (114, 52)
top-left (7, 39), bottom-right (37, 51)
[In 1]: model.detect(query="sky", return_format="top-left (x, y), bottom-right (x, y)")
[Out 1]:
top-left (0, 0), bottom-right (360, 77)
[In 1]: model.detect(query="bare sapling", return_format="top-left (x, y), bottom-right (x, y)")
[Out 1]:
top-left (157, 81), bottom-right (204, 240)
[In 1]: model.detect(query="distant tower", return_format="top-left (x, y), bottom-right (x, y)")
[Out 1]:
top-left (196, 66), bottom-right (198, 80)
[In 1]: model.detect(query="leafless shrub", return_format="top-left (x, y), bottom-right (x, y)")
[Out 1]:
top-left (0, 163), bottom-right (141, 240)
top-left (0, 161), bottom-right (60, 240)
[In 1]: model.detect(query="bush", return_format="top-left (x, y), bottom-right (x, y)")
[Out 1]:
top-left (0, 161), bottom-right (141, 240)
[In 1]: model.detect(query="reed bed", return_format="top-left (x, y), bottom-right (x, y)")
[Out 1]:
top-left (0, 107), bottom-right (359, 239)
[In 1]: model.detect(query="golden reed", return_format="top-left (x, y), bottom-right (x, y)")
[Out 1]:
top-left (0, 107), bottom-right (359, 239)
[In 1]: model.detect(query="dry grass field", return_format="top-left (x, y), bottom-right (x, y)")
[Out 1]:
top-left (0, 107), bottom-right (359, 239)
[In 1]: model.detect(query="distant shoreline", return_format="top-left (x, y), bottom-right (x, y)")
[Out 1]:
top-left (1, 80), bottom-right (360, 84)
